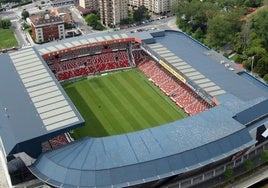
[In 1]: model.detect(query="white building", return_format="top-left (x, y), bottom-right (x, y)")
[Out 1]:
top-left (99, 0), bottom-right (128, 26)
top-left (79, 0), bottom-right (99, 11)
top-left (129, 0), bottom-right (178, 14)
top-left (29, 14), bottom-right (65, 43)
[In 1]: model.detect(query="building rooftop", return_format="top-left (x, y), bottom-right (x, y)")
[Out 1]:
top-left (0, 48), bottom-right (84, 157)
top-left (50, 7), bottom-right (73, 24)
top-left (29, 14), bottom-right (64, 26)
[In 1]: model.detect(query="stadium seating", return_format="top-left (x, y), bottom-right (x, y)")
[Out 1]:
top-left (48, 50), bottom-right (131, 81)
top-left (136, 51), bottom-right (212, 115)
top-left (48, 134), bottom-right (69, 149)
top-left (46, 44), bottom-right (212, 115)
top-left (132, 50), bottom-right (151, 65)
top-left (41, 134), bottom-right (69, 152)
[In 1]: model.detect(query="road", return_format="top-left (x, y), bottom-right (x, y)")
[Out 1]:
top-left (14, 0), bottom-right (52, 15)
top-left (122, 16), bottom-right (180, 33)
top-left (69, 6), bottom-right (93, 35)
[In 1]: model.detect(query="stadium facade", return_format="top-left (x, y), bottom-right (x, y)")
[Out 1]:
top-left (0, 30), bottom-right (268, 188)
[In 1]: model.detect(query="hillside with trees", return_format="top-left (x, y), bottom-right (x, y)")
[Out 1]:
top-left (174, 0), bottom-right (268, 83)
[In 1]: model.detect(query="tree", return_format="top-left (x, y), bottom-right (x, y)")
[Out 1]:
top-left (94, 21), bottom-right (105, 30)
top-left (224, 168), bottom-right (234, 182)
top-left (244, 160), bottom-right (254, 171)
top-left (133, 5), bottom-right (150, 22)
top-left (193, 28), bottom-right (205, 42)
top-left (244, 0), bottom-right (262, 7)
top-left (85, 14), bottom-right (105, 30)
top-left (242, 59), bottom-right (251, 70)
top-left (1, 19), bottom-right (11, 29)
top-left (254, 56), bottom-right (268, 77)
top-left (0, 16), bottom-right (2, 28)
top-left (248, 8), bottom-right (268, 49)
top-left (175, 0), bottom-right (218, 34)
top-left (85, 13), bottom-right (98, 26)
top-left (206, 9), bottom-right (243, 49)
top-left (21, 10), bottom-right (29, 20)
top-left (216, 0), bottom-right (238, 11)
top-left (263, 74), bottom-right (268, 83)
top-left (206, 13), bottom-right (227, 48)
top-left (239, 7), bottom-right (268, 78)
top-left (261, 150), bottom-right (268, 163)
top-left (234, 22), bottom-right (251, 54)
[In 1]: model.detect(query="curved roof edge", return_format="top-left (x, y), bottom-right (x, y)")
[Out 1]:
top-left (28, 128), bottom-right (255, 188)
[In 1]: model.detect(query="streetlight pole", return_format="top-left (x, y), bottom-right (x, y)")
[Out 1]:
top-left (251, 56), bottom-right (254, 75)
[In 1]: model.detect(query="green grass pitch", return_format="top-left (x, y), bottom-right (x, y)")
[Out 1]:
top-left (63, 69), bottom-right (188, 138)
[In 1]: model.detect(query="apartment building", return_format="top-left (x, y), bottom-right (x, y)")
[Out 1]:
top-left (99, 0), bottom-right (128, 26)
top-left (79, 0), bottom-right (99, 11)
top-left (29, 14), bottom-right (65, 43)
top-left (129, 0), bottom-right (178, 14)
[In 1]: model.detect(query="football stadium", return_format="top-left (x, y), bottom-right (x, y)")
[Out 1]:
top-left (1, 30), bottom-right (268, 188)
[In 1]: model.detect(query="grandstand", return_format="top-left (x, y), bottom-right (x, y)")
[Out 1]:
top-left (0, 30), bottom-right (268, 188)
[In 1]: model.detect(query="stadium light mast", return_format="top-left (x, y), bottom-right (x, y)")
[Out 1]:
top-left (251, 56), bottom-right (254, 75)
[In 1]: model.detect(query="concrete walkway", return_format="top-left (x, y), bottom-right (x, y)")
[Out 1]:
top-left (167, 17), bottom-right (180, 31)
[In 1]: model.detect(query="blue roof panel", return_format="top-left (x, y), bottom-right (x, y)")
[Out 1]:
top-left (154, 158), bottom-right (172, 175)
top-left (64, 169), bottom-right (81, 186)
top-left (195, 146), bottom-right (211, 163)
top-left (80, 171), bottom-right (95, 187)
top-left (95, 170), bottom-right (111, 186)
top-left (168, 154), bottom-right (185, 172)
top-left (182, 150), bottom-right (198, 167)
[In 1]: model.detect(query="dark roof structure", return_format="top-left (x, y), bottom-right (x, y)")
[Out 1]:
top-left (233, 99), bottom-right (268, 127)
top-left (1, 30), bottom-right (268, 187)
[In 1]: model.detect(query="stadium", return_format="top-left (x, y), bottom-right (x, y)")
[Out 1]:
top-left (0, 29), bottom-right (268, 188)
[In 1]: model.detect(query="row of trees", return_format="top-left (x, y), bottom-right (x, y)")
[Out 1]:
top-left (224, 150), bottom-right (268, 182)
top-left (174, 0), bottom-right (268, 82)
top-left (84, 5), bottom-right (150, 30)
top-left (0, 17), bottom-right (11, 29)
top-left (121, 5), bottom-right (151, 25)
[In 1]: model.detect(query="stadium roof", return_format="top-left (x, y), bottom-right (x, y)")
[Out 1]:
top-left (0, 47), bottom-right (84, 157)
top-left (35, 31), bottom-right (153, 55)
top-left (29, 94), bottom-right (263, 187)
top-left (1, 30), bottom-right (268, 187)
top-left (35, 30), bottom-right (268, 102)
top-left (149, 30), bottom-right (268, 101)
top-left (29, 30), bottom-right (268, 187)
top-left (233, 99), bottom-right (268, 127)
top-left (29, 128), bottom-right (254, 188)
